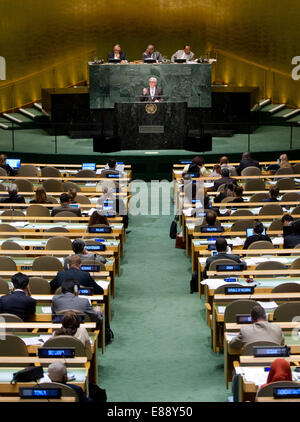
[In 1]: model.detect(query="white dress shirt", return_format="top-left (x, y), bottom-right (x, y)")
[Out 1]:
top-left (150, 87), bottom-right (155, 98)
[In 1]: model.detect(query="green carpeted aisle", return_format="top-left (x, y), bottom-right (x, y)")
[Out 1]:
top-left (99, 186), bottom-right (229, 402)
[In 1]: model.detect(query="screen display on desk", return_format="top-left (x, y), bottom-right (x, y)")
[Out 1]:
top-left (246, 227), bottom-right (266, 237)
top-left (20, 388), bottom-right (61, 399)
top-left (88, 227), bottom-right (112, 233)
top-left (253, 346), bottom-right (290, 357)
top-left (224, 286), bottom-right (254, 295)
top-left (82, 162), bottom-right (96, 171)
top-left (216, 264), bottom-right (244, 272)
top-left (236, 314), bottom-right (252, 323)
top-left (6, 158), bottom-right (21, 169)
top-left (85, 244), bottom-right (106, 251)
top-left (201, 226), bottom-right (224, 233)
top-left (81, 264), bottom-right (100, 272)
top-left (106, 173), bottom-right (121, 178)
top-left (273, 387), bottom-right (300, 398)
top-left (79, 287), bottom-right (94, 295)
top-left (180, 160), bottom-right (192, 164)
top-left (38, 347), bottom-right (75, 358)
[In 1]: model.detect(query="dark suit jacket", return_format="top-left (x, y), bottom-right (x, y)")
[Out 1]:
top-left (236, 159), bottom-right (260, 175)
top-left (140, 87), bottom-right (163, 102)
top-left (67, 383), bottom-right (91, 403)
top-left (50, 267), bottom-right (104, 294)
top-left (202, 252), bottom-right (246, 279)
top-left (51, 204), bottom-right (82, 217)
top-left (0, 164), bottom-right (17, 176)
top-left (213, 176), bottom-right (237, 191)
top-left (107, 51), bottom-right (128, 62)
top-left (0, 194), bottom-right (25, 203)
top-left (243, 234), bottom-right (272, 250)
top-left (284, 233), bottom-right (300, 249)
top-left (0, 290), bottom-right (36, 321)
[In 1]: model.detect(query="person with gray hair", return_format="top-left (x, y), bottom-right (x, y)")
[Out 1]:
top-left (141, 76), bottom-right (164, 102)
top-left (0, 183), bottom-right (25, 203)
top-left (46, 361), bottom-right (90, 403)
top-left (63, 238), bottom-right (106, 270)
top-left (142, 44), bottom-right (162, 62)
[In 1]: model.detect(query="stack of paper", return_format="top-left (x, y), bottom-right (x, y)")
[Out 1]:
top-left (257, 301), bottom-right (278, 310)
top-left (41, 306), bottom-right (52, 314)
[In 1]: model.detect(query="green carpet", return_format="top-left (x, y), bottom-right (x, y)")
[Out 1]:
top-left (98, 187), bottom-right (228, 402)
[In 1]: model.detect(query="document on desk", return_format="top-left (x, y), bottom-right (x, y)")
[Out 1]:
top-left (22, 335), bottom-right (51, 346)
top-left (85, 182), bottom-right (97, 187)
top-left (41, 306), bottom-right (52, 314)
top-left (257, 301), bottom-right (278, 310)
top-left (96, 280), bottom-right (110, 290)
top-left (241, 367), bottom-right (268, 386)
top-left (200, 279), bottom-right (227, 289)
top-left (218, 306), bottom-right (226, 314)
top-left (225, 332), bottom-right (236, 341)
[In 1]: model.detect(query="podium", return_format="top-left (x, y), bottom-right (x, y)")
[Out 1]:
top-left (114, 102), bottom-right (187, 150)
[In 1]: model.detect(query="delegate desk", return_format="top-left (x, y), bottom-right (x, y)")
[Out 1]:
top-left (224, 322), bottom-right (300, 391)
top-left (211, 290), bottom-right (300, 353)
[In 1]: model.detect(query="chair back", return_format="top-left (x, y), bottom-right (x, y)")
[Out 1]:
top-left (255, 261), bottom-right (286, 276)
top-left (231, 209), bottom-right (253, 216)
top-left (0, 168), bottom-right (7, 176)
top-left (0, 256), bottom-right (17, 271)
top-left (258, 204), bottom-right (283, 216)
top-left (0, 334), bottom-right (29, 366)
top-left (76, 169), bottom-right (96, 178)
top-left (272, 282), bottom-right (300, 293)
top-left (18, 165), bottom-right (38, 177)
top-left (275, 167), bottom-right (294, 176)
top-left (208, 258), bottom-right (240, 272)
top-left (241, 166), bottom-right (261, 176)
top-left (1, 210), bottom-right (24, 217)
top-left (46, 236), bottom-right (72, 251)
top-left (43, 335), bottom-right (86, 357)
top-left (276, 178), bottom-right (296, 190)
top-left (269, 219), bottom-right (283, 231)
top-left (74, 195), bottom-right (91, 204)
top-left (290, 257), bottom-right (300, 270)
top-left (1, 240), bottom-right (23, 257)
top-left (0, 223), bottom-right (19, 238)
top-left (26, 204), bottom-right (50, 217)
top-left (217, 184), bottom-right (226, 192)
top-left (292, 206), bottom-right (300, 216)
top-left (241, 341), bottom-right (280, 356)
top-left (29, 277), bottom-right (51, 294)
top-left (273, 301), bottom-right (300, 321)
top-left (244, 179), bottom-right (265, 191)
top-left (248, 240), bottom-right (274, 250)
top-left (44, 226), bottom-right (69, 233)
top-left (0, 313), bottom-right (27, 332)
top-left (37, 382), bottom-right (79, 401)
top-left (249, 193), bottom-right (269, 202)
top-left (47, 195), bottom-right (59, 204)
top-left (41, 166), bottom-right (61, 177)
top-left (293, 163), bottom-right (300, 174)
top-left (281, 192), bottom-right (300, 202)
top-left (255, 381), bottom-right (300, 400)
top-left (15, 178), bottom-right (34, 192)
top-left (63, 181), bottom-right (82, 192)
top-left (231, 219), bottom-right (254, 231)
top-left (55, 211), bottom-right (77, 218)
top-left (0, 278), bottom-right (9, 294)
top-left (32, 256), bottom-right (63, 271)
top-left (224, 300), bottom-right (257, 323)
top-left (42, 179), bottom-right (63, 192)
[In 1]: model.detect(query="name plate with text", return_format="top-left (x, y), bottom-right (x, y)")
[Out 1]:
top-left (139, 125), bottom-right (164, 134)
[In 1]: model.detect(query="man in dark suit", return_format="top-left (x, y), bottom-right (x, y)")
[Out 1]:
top-left (284, 218), bottom-right (300, 248)
top-left (141, 77), bottom-right (163, 102)
top-left (142, 44), bottom-right (162, 62)
top-left (202, 237), bottom-right (246, 279)
top-left (0, 154), bottom-right (17, 176)
top-left (50, 255), bottom-right (104, 294)
top-left (51, 193), bottom-right (82, 217)
top-left (0, 273), bottom-right (36, 321)
top-left (51, 279), bottom-right (103, 324)
top-left (0, 184), bottom-right (25, 204)
top-left (236, 152), bottom-right (260, 175)
top-left (262, 186), bottom-right (280, 202)
top-left (100, 159), bottom-right (120, 177)
top-left (107, 44), bottom-right (128, 63)
top-left (213, 168), bottom-right (237, 191)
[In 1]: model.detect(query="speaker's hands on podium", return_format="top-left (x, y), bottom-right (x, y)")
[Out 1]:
top-left (142, 88), bottom-right (147, 95)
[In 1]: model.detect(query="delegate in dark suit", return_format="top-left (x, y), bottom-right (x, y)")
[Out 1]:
top-left (50, 267), bottom-right (104, 294)
top-left (140, 87), bottom-right (164, 102)
top-left (202, 252), bottom-right (246, 279)
top-left (107, 51), bottom-right (128, 62)
top-left (51, 204), bottom-right (82, 217)
top-left (0, 291), bottom-right (36, 321)
top-left (236, 152), bottom-right (260, 175)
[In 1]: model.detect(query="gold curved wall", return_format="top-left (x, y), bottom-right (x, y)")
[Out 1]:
top-left (1, 0), bottom-right (300, 111)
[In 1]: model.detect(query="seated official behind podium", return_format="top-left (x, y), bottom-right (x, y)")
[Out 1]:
top-left (171, 45), bottom-right (195, 62)
top-left (51, 193), bottom-right (82, 217)
top-left (230, 304), bottom-right (284, 349)
top-left (141, 77), bottom-right (163, 102)
top-left (202, 238), bottom-right (246, 279)
top-left (50, 255), bottom-right (104, 295)
top-left (142, 44), bottom-right (162, 62)
top-left (51, 279), bottom-right (103, 324)
top-left (107, 43), bottom-right (128, 63)
top-left (0, 273), bottom-right (36, 321)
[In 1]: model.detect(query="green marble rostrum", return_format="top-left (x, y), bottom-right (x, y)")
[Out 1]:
top-left (89, 63), bottom-right (211, 109)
